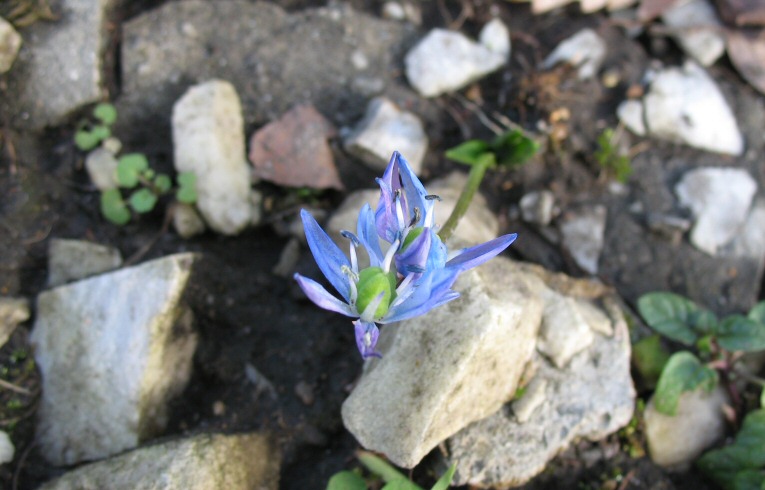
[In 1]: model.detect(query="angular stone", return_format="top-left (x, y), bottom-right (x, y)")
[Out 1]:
top-left (675, 167), bottom-right (757, 255)
top-left (342, 257), bottom-right (544, 468)
top-left (0, 297), bottom-right (29, 348)
top-left (0, 16), bottom-right (22, 74)
top-left (617, 99), bottom-right (647, 136)
top-left (447, 264), bottom-right (634, 487)
top-left (542, 28), bottom-right (607, 80)
top-left (85, 148), bottom-right (119, 191)
top-left (519, 190), bottom-right (555, 226)
top-left (31, 254), bottom-right (200, 465)
top-left (47, 238), bottom-right (122, 287)
top-left (559, 205), bottom-right (607, 274)
top-left (172, 203), bottom-right (206, 239)
top-left (662, 0), bottom-right (725, 67)
top-left (172, 80), bottom-right (252, 235)
top-left (37, 433), bottom-right (279, 490)
top-left (344, 97), bottom-right (428, 174)
top-left (0, 431), bottom-right (13, 464)
top-left (1, 0), bottom-right (110, 129)
top-left (536, 291), bottom-right (595, 368)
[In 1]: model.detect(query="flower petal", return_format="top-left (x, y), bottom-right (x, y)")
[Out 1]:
top-left (301, 209), bottom-right (352, 301)
top-left (394, 152), bottom-right (429, 228)
top-left (395, 227), bottom-right (431, 274)
top-left (354, 320), bottom-right (382, 359)
top-left (446, 233), bottom-right (518, 271)
top-left (357, 203), bottom-right (383, 267)
top-left (375, 177), bottom-right (399, 243)
top-left (382, 267), bottom-right (460, 323)
top-left (294, 273), bottom-right (357, 317)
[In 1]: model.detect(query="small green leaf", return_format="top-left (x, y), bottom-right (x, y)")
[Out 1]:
top-left (93, 102), bottom-right (117, 125)
top-left (129, 188), bottom-right (158, 213)
top-left (154, 174), bottom-right (172, 194)
top-left (749, 302), bottom-right (765, 326)
top-left (733, 470), bottom-right (765, 490)
top-left (713, 315), bottom-right (765, 352)
top-left (444, 140), bottom-right (492, 166)
top-left (75, 130), bottom-right (100, 151)
top-left (117, 153), bottom-right (149, 188)
top-left (653, 351), bottom-right (718, 415)
top-left (176, 171), bottom-right (198, 204)
top-left (761, 388), bottom-right (765, 409)
top-left (100, 189), bottom-right (130, 225)
top-left (637, 292), bottom-right (715, 345)
top-left (326, 471), bottom-right (367, 490)
top-left (357, 451), bottom-right (408, 484)
top-left (632, 334), bottom-right (671, 387)
top-left (430, 464), bottom-right (456, 490)
top-left (491, 129), bottom-right (540, 167)
top-left (382, 480), bottom-right (422, 490)
top-left (91, 124), bottom-right (111, 141)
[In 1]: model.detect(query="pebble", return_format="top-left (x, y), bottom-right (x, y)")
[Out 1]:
top-left (559, 205), bottom-right (607, 274)
top-left (0, 16), bottom-right (22, 74)
top-left (542, 28), bottom-right (606, 80)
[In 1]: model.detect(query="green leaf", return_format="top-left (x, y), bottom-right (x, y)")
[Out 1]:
top-left (714, 315), bottom-right (765, 352)
top-left (748, 302), bottom-right (765, 326)
top-left (100, 189), bottom-right (130, 225)
top-left (357, 451), bottom-right (408, 484)
top-left (444, 140), bottom-right (491, 166)
top-left (637, 292), bottom-right (716, 345)
top-left (733, 470), bottom-right (765, 490)
top-left (129, 188), bottom-right (158, 213)
top-left (93, 102), bottom-right (117, 125)
top-left (154, 174), bottom-right (172, 194)
top-left (91, 124), bottom-right (111, 141)
top-left (632, 334), bottom-right (670, 387)
top-left (326, 471), bottom-right (367, 490)
top-left (761, 387), bottom-right (765, 408)
top-left (382, 480), bottom-right (422, 490)
top-left (653, 351), bottom-right (718, 415)
top-left (491, 129), bottom-right (540, 167)
top-left (176, 171), bottom-right (198, 204)
top-left (117, 153), bottom-right (150, 188)
top-left (75, 130), bottom-right (100, 151)
top-left (430, 464), bottom-right (456, 490)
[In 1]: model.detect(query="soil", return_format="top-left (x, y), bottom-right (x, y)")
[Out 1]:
top-left (0, 0), bottom-right (754, 489)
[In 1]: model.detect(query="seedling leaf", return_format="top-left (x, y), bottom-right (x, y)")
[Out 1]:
top-left (748, 301), bottom-right (765, 326)
top-left (357, 451), bottom-right (408, 483)
top-left (93, 103), bottom-right (117, 125)
top-left (176, 171), bottom-right (198, 204)
top-left (117, 153), bottom-right (149, 188)
top-left (154, 174), bottom-right (172, 194)
top-left (492, 129), bottom-right (539, 167)
top-left (129, 188), bottom-right (158, 213)
top-left (75, 130), bottom-right (100, 151)
top-left (382, 481), bottom-right (422, 490)
top-left (326, 471), bottom-right (367, 490)
top-left (445, 140), bottom-right (491, 166)
top-left (637, 292), bottom-right (715, 345)
top-left (100, 189), bottom-right (130, 225)
top-left (714, 315), bottom-right (765, 352)
top-left (430, 464), bottom-right (456, 490)
top-left (91, 124), bottom-right (111, 141)
top-left (653, 351), bottom-right (718, 415)
top-left (632, 334), bottom-right (670, 387)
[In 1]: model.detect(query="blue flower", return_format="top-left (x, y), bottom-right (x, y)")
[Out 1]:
top-left (294, 152), bottom-right (517, 359)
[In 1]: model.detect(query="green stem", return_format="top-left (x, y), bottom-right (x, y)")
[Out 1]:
top-left (438, 158), bottom-right (491, 242)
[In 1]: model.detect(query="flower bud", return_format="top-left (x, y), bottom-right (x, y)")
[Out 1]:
top-left (356, 267), bottom-right (396, 320)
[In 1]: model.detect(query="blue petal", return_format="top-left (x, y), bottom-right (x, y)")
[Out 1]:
top-left (395, 227), bottom-right (431, 275)
top-left (382, 267), bottom-right (460, 323)
top-left (375, 177), bottom-right (399, 243)
top-left (425, 230), bottom-right (448, 271)
top-left (394, 152), bottom-right (429, 228)
top-left (446, 234), bottom-right (518, 272)
top-left (354, 320), bottom-right (382, 359)
top-left (300, 209), bottom-right (352, 301)
top-left (357, 204), bottom-right (383, 267)
top-left (294, 274), bottom-right (357, 317)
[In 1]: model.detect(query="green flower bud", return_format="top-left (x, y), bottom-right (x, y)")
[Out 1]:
top-left (356, 267), bottom-right (397, 320)
top-left (401, 226), bottom-right (425, 251)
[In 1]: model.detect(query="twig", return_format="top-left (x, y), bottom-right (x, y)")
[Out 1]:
top-left (12, 441), bottom-right (35, 490)
top-left (437, 99), bottom-right (472, 141)
top-left (0, 378), bottom-right (31, 395)
top-left (123, 205), bottom-right (174, 266)
top-left (451, 93), bottom-right (505, 136)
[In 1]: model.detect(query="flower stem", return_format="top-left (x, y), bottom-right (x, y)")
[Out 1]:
top-left (438, 158), bottom-right (491, 242)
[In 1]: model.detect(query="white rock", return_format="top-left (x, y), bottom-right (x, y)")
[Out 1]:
top-left (405, 23), bottom-right (509, 97)
top-left (662, 0), bottom-right (724, 67)
top-left (0, 297), bottom-right (29, 349)
top-left (37, 433), bottom-right (279, 490)
top-left (537, 291), bottom-right (595, 368)
top-left (617, 99), bottom-right (646, 136)
top-left (344, 97), bottom-right (428, 174)
top-left (520, 190), bottom-right (555, 226)
top-left (31, 254), bottom-right (199, 465)
top-left (47, 238), bottom-right (123, 287)
top-left (382, 1), bottom-right (421, 24)
top-left (725, 197), bottom-right (765, 260)
top-left (644, 386), bottom-right (727, 469)
top-left (607, 0), bottom-right (637, 9)
top-left (559, 205), bottom-right (607, 274)
top-left (0, 430), bottom-right (13, 464)
top-left (675, 168), bottom-right (757, 255)
top-left (172, 203), bottom-right (206, 239)
top-left (85, 148), bottom-right (119, 191)
top-left (643, 62), bottom-right (743, 156)
top-left (342, 257), bottom-right (545, 468)
top-left (172, 80), bottom-right (252, 235)
top-left (542, 29), bottom-right (606, 80)
top-left (532, 0), bottom-right (575, 14)
top-left (512, 377), bottom-right (548, 423)
top-left (479, 18), bottom-right (511, 57)
top-left (0, 16), bottom-right (22, 73)
top-left (580, 0), bottom-right (608, 12)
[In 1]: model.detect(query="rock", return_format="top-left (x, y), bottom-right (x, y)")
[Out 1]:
top-left (273, 238), bottom-right (301, 278)
top-left (37, 432), bottom-right (279, 489)
top-left (381, 1), bottom-right (422, 24)
top-left (0, 431), bottom-right (13, 464)
top-left (47, 238), bottom-right (123, 287)
top-left (172, 80), bottom-right (252, 235)
top-left (559, 205), bottom-right (607, 274)
top-left (617, 99), bottom-right (646, 136)
top-left (675, 167), bottom-right (757, 255)
top-left (644, 386), bottom-right (727, 469)
top-left (646, 212), bottom-right (692, 243)
top-left (85, 148), bottom-right (119, 191)
top-left (342, 257), bottom-right (545, 468)
top-left (405, 20), bottom-right (510, 97)
top-left (662, 0), bottom-right (725, 67)
top-left (172, 203), bottom-right (206, 239)
top-left (520, 190), bottom-right (556, 226)
top-left (532, 0), bottom-right (575, 13)
top-left (447, 264), bottom-right (634, 487)
top-left (0, 297), bottom-right (29, 348)
top-left (344, 97), bottom-right (428, 174)
top-left (726, 197), bottom-right (765, 261)
top-left (1, 0), bottom-right (110, 129)
top-left (0, 16), bottom-right (22, 74)
top-left (31, 253), bottom-right (200, 465)
top-left (536, 291), bottom-right (595, 368)
top-left (249, 104), bottom-right (342, 190)
top-left (542, 28), bottom-right (607, 80)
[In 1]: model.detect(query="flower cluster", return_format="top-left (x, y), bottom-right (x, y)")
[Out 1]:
top-left (294, 151), bottom-right (517, 359)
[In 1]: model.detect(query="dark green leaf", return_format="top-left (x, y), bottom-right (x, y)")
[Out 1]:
top-left (733, 470), bottom-right (765, 490)
top-left (748, 302), bottom-right (765, 326)
top-left (444, 140), bottom-right (491, 166)
top-left (653, 351), bottom-right (718, 415)
top-left (632, 334), bottom-right (670, 387)
top-left (357, 451), bottom-right (408, 483)
top-left (381, 480), bottom-right (422, 490)
top-left (100, 189), bottom-right (130, 225)
top-left (430, 464), bottom-right (456, 490)
top-left (714, 315), bottom-right (765, 352)
top-left (117, 154), bottom-right (150, 188)
top-left (326, 471), bottom-right (368, 490)
top-left (129, 188), bottom-right (158, 213)
top-left (637, 292), bottom-right (716, 345)
top-left (176, 172), bottom-right (198, 204)
top-left (491, 129), bottom-right (539, 167)
top-left (154, 174), bottom-right (172, 194)
top-left (93, 102), bottom-right (117, 125)
top-left (74, 130), bottom-right (100, 151)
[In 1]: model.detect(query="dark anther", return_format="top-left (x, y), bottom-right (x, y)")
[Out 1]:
top-left (340, 230), bottom-right (360, 246)
top-left (425, 194), bottom-right (441, 201)
top-left (409, 207), bottom-right (421, 227)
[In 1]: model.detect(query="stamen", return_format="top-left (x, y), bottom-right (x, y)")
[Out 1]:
top-left (409, 207), bottom-right (421, 227)
top-left (340, 230), bottom-right (360, 247)
top-left (425, 194), bottom-right (441, 201)
top-left (382, 239), bottom-right (400, 273)
top-left (341, 265), bottom-right (359, 304)
top-left (340, 230), bottom-right (361, 273)
top-left (390, 274), bottom-right (417, 310)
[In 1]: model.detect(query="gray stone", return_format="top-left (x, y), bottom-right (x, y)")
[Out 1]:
top-left (84, 148), bottom-right (119, 191)
top-left (272, 238), bottom-right (301, 278)
top-left (405, 20), bottom-right (510, 97)
top-left (172, 203), bottom-right (206, 239)
top-left (382, 1), bottom-right (422, 24)
top-left (31, 254), bottom-right (199, 465)
top-left (662, 0), bottom-right (724, 67)
top-left (172, 80), bottom-right (252, 235)
top-left (47, 238), bottom-right (123, 287)
top-left (559, 205), bottom-right (607, 274)
top-left (536, 290), bottom-right (595, 368)
top-left (725, 197), bottom-right (765, 262)
top-left (675, 167), bottom-right (757, 255)
top-left (447, 265), bottom-right (634, 487)
top-left (0, 16), bottom-right (22, 74)
top-left (644, 386), bottom-right (727, 469)
top-left (520, 190), bottom-right (556, 226)
top-left (344, 97), bottom-right (428, 174)
top-left (542, 28), bottom-right (606, 80)
top-left (38, 432), bottom-right (279, 489)
top-left (1, 0), bottom-right (110, 129)
top-left (0, 430), bottom-right (13, 464)
top-left (0, 297), bottom-right (29, 348)
top-left (342, 257), bottom-right (545, 468)
top-left (617, 99), bottom-right (646, 136)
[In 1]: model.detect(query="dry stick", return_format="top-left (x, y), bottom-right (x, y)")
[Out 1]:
top-left (0, 378), bottom-right (31, 396)
top-left (123, 205), bottom-right (175, 267)
top-left (12, 441), bottom-right (35, 490)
